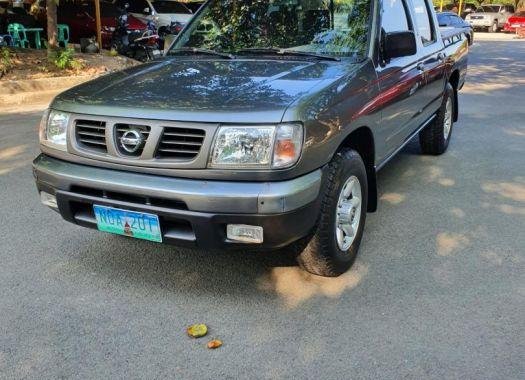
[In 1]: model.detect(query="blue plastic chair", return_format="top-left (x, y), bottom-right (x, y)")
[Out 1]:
top-left (7, 23), bottom-right (29, 48)
top-left (57, 24), bottom-right (70, 47)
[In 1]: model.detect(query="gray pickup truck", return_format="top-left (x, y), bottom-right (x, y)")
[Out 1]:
top-left (34, 0), bottom-right (468, 277)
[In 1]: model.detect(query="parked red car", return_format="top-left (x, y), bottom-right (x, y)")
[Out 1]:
top-left (504, 11), bottom-right (525, 33)
top-left (57, 1), bottom-right (147, 48)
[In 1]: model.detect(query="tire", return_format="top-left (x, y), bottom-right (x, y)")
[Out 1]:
top-left (419, 83), bottom-right (455, 155)
top-left (489, 21), bottom-right (498, 33)
top-left (295, 149), bottom-right (368, 277)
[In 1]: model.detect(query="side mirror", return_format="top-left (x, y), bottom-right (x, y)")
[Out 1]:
top-left (143, 7), bottom-right (150, 14)
top-left (383, 31), bottom-right (417, 60)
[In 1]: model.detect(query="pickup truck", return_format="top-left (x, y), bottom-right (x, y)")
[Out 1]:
top-left (33, 0), bottom-right (468, 277)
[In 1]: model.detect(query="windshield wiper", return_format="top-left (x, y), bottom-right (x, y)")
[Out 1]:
top-left (168, 47), bottom-right (234, 59)
top-left (236, 47), bottom-right (341, 61)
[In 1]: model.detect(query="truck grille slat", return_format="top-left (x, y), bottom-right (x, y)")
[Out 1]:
top-left (158, 148), bottom-right (201, 154)
top-left (76, 125), bottom-right (105, 131)
top-left (159, 140), bottom-right (202, 146)
top-left (163, 132), bottom-right (205, 138)
top-left (75, 120), bottom-right (107, 153)
top-left (78, 139), bottom-right (107, 146)
top-left (77, 131), bottom-right (105, 138)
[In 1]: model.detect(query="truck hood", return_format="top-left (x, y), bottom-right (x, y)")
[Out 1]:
top-left (52, 58), bottom-right (351, 123)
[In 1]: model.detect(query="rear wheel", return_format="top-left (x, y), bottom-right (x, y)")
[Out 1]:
top-left (419, 83), bottom-right (455, 155)
top-left (295, 149), bottom-right (368, 277)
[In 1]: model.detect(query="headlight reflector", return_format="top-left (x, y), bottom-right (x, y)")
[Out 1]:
top-left (40, 110), bottom-right (69, 151)
top-left (209, 124), bottom-right (303, 169)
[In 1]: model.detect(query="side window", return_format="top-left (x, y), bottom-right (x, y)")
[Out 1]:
top-left (382, 0), bottom-right (411, 33)
top-left (451, 15), bottom-right (462, 26)
top-left (439, 15), bottom-right (450, 26)
top-left (411, 0), bottom-right (435, 44)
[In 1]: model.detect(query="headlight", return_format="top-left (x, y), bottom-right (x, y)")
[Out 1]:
top-left (209, 123), bottom-right (303, 169)
top-left (39, 109), bottom-right (70, 151)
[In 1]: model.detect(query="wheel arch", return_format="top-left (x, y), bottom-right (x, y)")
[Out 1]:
top-left (336, 126), bottom-right (377, 212)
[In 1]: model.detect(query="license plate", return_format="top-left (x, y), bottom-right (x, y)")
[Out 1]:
top-left (93, 205), bottom-right (162, 242)
top-left (512, 24), bottom-right (521, 28)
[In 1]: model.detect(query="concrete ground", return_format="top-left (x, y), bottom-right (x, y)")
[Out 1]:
top-left (0, 42), bottom-right (524, 379)
top-left (474, 31), bottom-right (524, 41)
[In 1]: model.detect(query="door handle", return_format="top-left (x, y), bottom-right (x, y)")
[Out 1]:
top-left (416, 62), bottom-right (425, 71)
top-left (437, 53), bottom-right (446, 62)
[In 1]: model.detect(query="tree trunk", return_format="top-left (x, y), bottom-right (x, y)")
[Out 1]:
top-left (46, 0), bottom-right (58, 55)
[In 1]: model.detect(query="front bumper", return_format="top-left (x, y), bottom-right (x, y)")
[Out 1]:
top-left (33, 154), bottom-right (323, 249)
top-left (468, 19), bottom-right (493, 28)
top-left (504, 24), bottom-right (525, 32)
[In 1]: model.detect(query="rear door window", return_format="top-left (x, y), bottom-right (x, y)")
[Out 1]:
top-left (382, 0), bottom-right (412, 33)
top-left (411, 0), bottom-right (435, 45)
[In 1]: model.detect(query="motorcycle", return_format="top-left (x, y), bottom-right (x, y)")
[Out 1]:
top-left (157, 21), bottom-right (184, 50)
top-left (111, 3), bottom-right (162, 62)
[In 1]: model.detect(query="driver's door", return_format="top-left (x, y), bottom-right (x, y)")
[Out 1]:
top-left (375, 0), bottom-right (426, 162)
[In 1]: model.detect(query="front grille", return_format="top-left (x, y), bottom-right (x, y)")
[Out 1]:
top-left (70, 114), bottom-right (212, 167)
top-left (114, 124), bottom-right (151, 157)
top-left (157, 127), bottom-right (205, 160)
top-left (75, 120), bottom-right (107, 153)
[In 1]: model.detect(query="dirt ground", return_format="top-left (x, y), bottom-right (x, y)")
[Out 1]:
top-left (1, 48), bottom-right (139, 81)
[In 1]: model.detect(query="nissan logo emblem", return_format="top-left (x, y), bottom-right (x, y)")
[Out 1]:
top-left (120, 130), bottom-right (144, 153)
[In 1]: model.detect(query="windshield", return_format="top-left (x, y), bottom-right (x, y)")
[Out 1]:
top-left (170, 0), bottom-right (372, 58)
top-left (152, 1), bottom-right (192, 14)
top-left (476, 6), bottom-right (500, 13)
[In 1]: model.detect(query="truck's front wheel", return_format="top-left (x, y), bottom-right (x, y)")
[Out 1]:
top-left (295, 149), bottom-right (368, 277)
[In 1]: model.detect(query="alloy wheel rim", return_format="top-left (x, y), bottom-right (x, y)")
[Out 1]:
top-left (335, 176), bottom-right (362, 251)
top-left (444, 97), bottom-right (453, 141)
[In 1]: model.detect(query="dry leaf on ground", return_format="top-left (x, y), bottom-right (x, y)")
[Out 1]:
top-left (207, 339), bottom-right (223, 349)
top-left (187, 323), bottom-right (208, 338)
